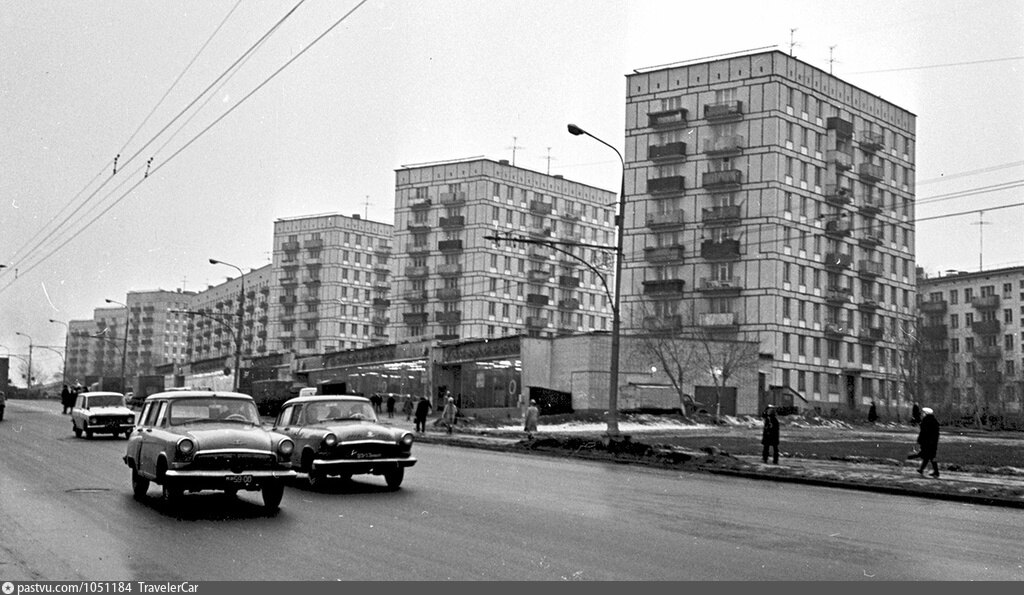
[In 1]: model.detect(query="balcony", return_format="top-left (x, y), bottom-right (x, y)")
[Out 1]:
top-left (280, 276), bottom-right (298, 286)
top-left (700, 239), bottom-right (741, 260)
top-left (410, 198), bottom-right (431, 210)
top-left (703, 135), bottom-right (744, 155)
top-left (279, 295), bottom-right (298, 305)
top-left (437, 263), bottom-right (462, 276)
top-left (302, 295), bottom-right (320, 305)
top-left (643, 315), bottom-right (683, 332)
top-left (824, 218), bottom-right (851, 238)
top-left (824, 184), bottom-right (853, 206)
top-left (299, 329), bottom-right (318, 340)
top-left (972, 320), bottom-right (1001, 335)
top-left (647, 108), bottom-right (687, 128)
top-left (858, 230), bottom-right (884, 247)
top-left (644, 245), bottom-right (686, 263)
top-left (642, 279), bottom-right (685, 295)
top-left (529, 200), bottom-right (553, 215)
top-left (406, 266), bottom-right (429, 278)
top-left (701, 169), bottom-right (742, 189)
top-left (374, 244), bottom-right (392, 257)
top-left (920, 325), bottom-right (948, 341)
top-left (704, 100), bottom-right (743, 120)
top-left (527, 269), bottom-right (549, 283)
top-left (825, 287), bottom-right (854, 304)
top-left (403, 312), bottom-right (428, 325)
top-left (920, 300), bottom-right (947, 314)
top-left (859, 131), bottom-right (884, 152)
top-left (406, 243), bottom-right (430, 256)
top-left (526, 316), bottom-right (549, 330)
top-left (701, 205), bottom-right (741, 224)
top-left (558, 298), bottom-right (580, 311)
top-left (858, 293), bottom-right (882, 310)
top-left (404, 290), bottom-right (428, 303)
top-left (826, 117), bottom-right (853, 138)
top-left (439, 215), bottom-right (465, 229)
top-left (699, 312), bottom-right (738, 328)
top-left (371, 316), bottom-right (389, 327)
top-left (857, 260), bottom-right (884, 277)
top-left (528, 226), bottom-right (552, 238)
top-left (438, 239), bottom-right (463, 252)
top-left (435, 311), bottom-right (461, 324)
top-left (526, 293), bottom-right (549, 306)
top-left (406, 223), bottom-right (430, 233)
top-left (971, 295), bottom-right (1000, 310)
top-left (303, 276), bottom-right (321, 286)
top-left (699, 277), bottom-right (742, 292)
top-left (647, 175), bottom-right (685, 194)
top-left (646, 209), bottom-right (685, 228)
top-left (858, 327), bottom-right (884, 343)
top-left (303, 239), bottom-right (323, 249)
top-left (439, 191), bottom-right (466, 204)
top-left (859, 196), bottom-right (883, 216)
top-left (558, 275), bottom-right (580, 288)
top-left (561, 208), bottom-right (581, 221)
top-left (527, 246), bottom-right (551, 260)
top-left (648, 142), bottom-right (687, 160)
top-left (973, 345), bottom-right (1002, 360)
top-left (858, 163), bottom-right (883, 183)
top-left (372, 298), bottom-right (391, 308)
top-left (281, 241), bottom-right (300, 251)
top-left (824, 322), bottom-right (850, 337)
top-left (827, 150), bottom-right (853, 171)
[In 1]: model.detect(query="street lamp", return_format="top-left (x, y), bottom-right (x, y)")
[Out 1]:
top-left (209, 258), bottom-right (245, 392)
top-left (567, 123), bottom-right (626, 437)
top-left (15, 331), bottom-right (33, 394)
top-left (104, 298), bottom-right (130, 394)
top-left (49, 319), bottom-right (69, 385)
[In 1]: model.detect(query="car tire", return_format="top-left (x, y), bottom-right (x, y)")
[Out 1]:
top-left (84, 427), bottom-right (93, 439)
top-left (262, 481), bottom-right (284, 512)
top-left (73, 424), bottom-right (82, 438)
top-left (131, 468), bottom-right (150, 500)
top-left (384, 468), bottom-right (404, 490)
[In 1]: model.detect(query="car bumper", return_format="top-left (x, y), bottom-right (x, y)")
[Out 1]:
top-left (163, 469), bottom-right (297, 490)
top-left (312, 456), bottom-right (417, 474)
top-left (85, 422), bottom-right (135, 433)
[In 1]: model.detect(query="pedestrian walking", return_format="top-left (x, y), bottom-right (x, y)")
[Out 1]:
top-left (761, 404), bottom-right (780, 464)
top-left (414, 396), bottom-right (432, 433)
top-left (403, 396), bottom-right (414, 421)
top-left (911, 402), bottom-right (921, 425)
top-left (370, 393), bottom-right (383, 414)
top-left (386, 394), bottom-right (396, 419)
top-left (524, 399), bottom-right (539, 439)
top-left (441, 396), bottom-right (458, 434)
top-left (868, 401), bottom-right (878, 423)
top-left (915, 407), bottom-right (941, 478)
top-left (60, 384), bottom-right (72, 414)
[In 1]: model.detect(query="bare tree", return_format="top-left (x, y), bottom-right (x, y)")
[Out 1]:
top-left (694, 330), bottom-right (760, 422)
top-left (627, 304), bottom-right (700, 418)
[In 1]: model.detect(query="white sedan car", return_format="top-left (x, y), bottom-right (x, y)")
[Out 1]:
top-left (71, 391), bottom-right (136, 439)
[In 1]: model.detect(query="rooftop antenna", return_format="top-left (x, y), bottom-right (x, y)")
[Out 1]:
top-left (828, 45), bottom-right (839, 74)
top-left (543, 147), bottom-right (555, 175)
top-left (181, 275), bottom-right (187, 292)
top-left (789, 28), bottom-right (799, 57)
top-left (363, 195), bottom-right (371, 219)
top-left (507, 136), bottom-right (525, 166)
top-left (971, 211), bottom-right (993, 271)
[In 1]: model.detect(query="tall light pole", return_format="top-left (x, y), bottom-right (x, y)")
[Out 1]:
top-left (104, 298), bottom-right (130, 394)
top-left (49, 319), bottom-right (69, 385)
top-left (567, 123), bottom-right (626, 437)
top-left (15, 331), bottom-right (33, 394)
top-left (209, 258), bottom-right (245, 392)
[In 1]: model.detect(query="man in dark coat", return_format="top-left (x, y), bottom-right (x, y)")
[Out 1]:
top-left (60, 384), bottom-right (72, 414)
top-left (916, 407), bottom-right (940, 478)
top-left (911, 402), bottom-right (921, 425)
top-left (414, 396), bottom-right (432, 433)
top-left (761, 404), bottom-right (780, 464)
top-left (868, 401), bottom-right (878, 423)
top-left (385, 394), bottom-right (396, 418)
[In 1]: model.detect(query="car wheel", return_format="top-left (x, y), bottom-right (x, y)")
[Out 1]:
top-left (131, 468), bottom-right (150, 500)
top-left (162, 484), bottom-right (183, 507)
top-left (84, 427), bottom-right (93, 439)
top-left (262, 481), bottom-right (284, 512)
top-left (73, 424), bottom-right (82, 438)
top-left (383, 468), bottom-right (404, 490)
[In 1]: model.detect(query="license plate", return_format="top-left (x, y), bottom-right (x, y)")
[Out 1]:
top-left (225, 474), bottom-right (253, 485)
top-left (354, 452), bottom-right (381, 459)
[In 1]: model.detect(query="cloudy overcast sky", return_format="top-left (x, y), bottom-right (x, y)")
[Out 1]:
top-left (2, 0), bottom-right (1022, 381)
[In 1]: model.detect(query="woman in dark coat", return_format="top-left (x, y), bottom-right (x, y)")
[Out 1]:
top-left (60, 384), bottom-right (73, 414)
top-left (414, 396), bottom-right (432, 433)
top-left (761, 404), bottom-right (780, 464)
top-left (916, 407), bottom-right (940, 477)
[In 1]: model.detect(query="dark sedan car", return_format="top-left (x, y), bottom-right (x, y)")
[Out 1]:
top-left (123, 390), bottom-right (296, 512)
top-left (273, 395), bottom-right (416, 489)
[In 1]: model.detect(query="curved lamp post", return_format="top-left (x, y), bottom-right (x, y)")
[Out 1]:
top-left (15, 331), bottom-right (33, 393)
top-left (209, 258), bottom-right (245, 392)
top-left (567, 123), bottom-right (626, 437)
top-left (104, 298), bottom-right (130, 393)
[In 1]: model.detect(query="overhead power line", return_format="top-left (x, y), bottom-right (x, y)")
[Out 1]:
top-left (850, 55), bottom-right (1024, 74)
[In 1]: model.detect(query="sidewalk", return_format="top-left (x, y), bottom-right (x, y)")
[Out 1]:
top-left (380, 413), bottom-right (1024, 509)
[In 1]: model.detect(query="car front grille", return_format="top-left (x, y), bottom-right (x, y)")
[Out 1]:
top-left (190, 452), bottom-right (279, 472)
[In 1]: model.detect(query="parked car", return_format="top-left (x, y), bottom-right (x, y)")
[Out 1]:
top-left (0, 390), bottom-right (5, 421)
top-left (123, 390), bottom-right (296, 512)
top-left (71, 391), bottom-right (135, 439)
top-left (273, 395), bottom-right (416, 489)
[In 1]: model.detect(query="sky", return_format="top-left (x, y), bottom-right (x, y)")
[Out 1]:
top-left (2, 0), bottom-right (1023, 385)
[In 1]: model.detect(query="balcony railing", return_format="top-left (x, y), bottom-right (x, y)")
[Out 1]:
top-left (373, 298), bottom-right (392, 308)
top-left (826, 117), bottom-right (853, 138)
top-left (558, 298), bottom-right (580, 311)
top-left (858, 230), bottom-right (884, 247)
top-left (824, 322), bottom-right (850, 337)
top-left (858, 293), bottom-right (882, 310)
top-left (439, 215), bottom-right (465, 228)
top-left (303, 239), bottom-right (323, 249)
top-left (526, 293), bottom-right (549, 306)
top-left (704, 100), bottom-right (743, 120)
top-left (648, 142), bottom-right (687, 160)
top-left (641, 279), bottom-right (685, 295)
top-left (858, 327), bottom-right (884, 342)
top-left (642, 315), bottom-right (683, 332)
top-left (825, 184), bottom-right (853, 205)
top-left (403, 312), bottom-right (428, 325)
top-left (701, 169), bottom-right (742, 189)
top-left (645, 209), bottom-right (685, 228)
top-left (825, 287), bottom-right (854, 303)
top-left (858, 163), bottom-right (883, 183)
top-left (527, 247), bottom-right (551, 260)
top-left (439, 191), bottom-right (466, 204)
top-left (406, 266), bottom-right (429, 278)
top-left (281, 241), bottom-right (300, 251)
top-left (972, 320), bottom-right (1001, 335)
top-left (644, 245), bottom-right (686, 263)
top-left (435, 311), bottom-right (461, 324)
top-left (703, 135), bottom-right (744, 155)
top-left (919, 300), bottom-right (947, 314)
top-left (700, 239), bottom-right (741, 260)
top-left (699, 277), bottom-right (742, 292)
top-left (647, 108), bottom-right (687, 127)
top-left (859, 131), bottom-right (884, 152)
top-left (527, 270), bottom-right (549, 283)
top-left (699, 312), bottom-right (738, 327)
top-left (827, 150), bottom-right (853, 170)
top-left (526, 316), bottom-right (549, 329)
top-left (558, 275), bottom-right (580, 288)
top-left (858, 260), bottom-right (884, 277)
top-left (859, 196), bottom-right (883, 215)
top-left (701, 205), bottom-right (741, 224)
top-left (404, 290), bottom-right (428, 302)
top-left (436, 288), bottom-right (460, 301)
top-left (410, 198), bottom-right (431, 210)
top-left (824, 218), bottom-right (851, 237)
top-left (647, 175), bottom-right (685, 194)
top-left (971, 295), bottom-right (1000, 310)
top-left (437, 263), bottom-right (462, 276)
top-left (529, 200), bottom-right (553, 215)
top-left (973, 345), bottom-right (1002, 359)
top-left (299, 329), bottom-right (319, 340)
top-left (438, 239), bottom-right (463, 252)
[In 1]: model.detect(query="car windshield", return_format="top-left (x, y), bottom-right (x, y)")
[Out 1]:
top-left (305, 401), bottom-right (376, 424)
top-left (168, 398), bottom-right (260, 426)
top-left (87, 394), bottom-right (125, 408)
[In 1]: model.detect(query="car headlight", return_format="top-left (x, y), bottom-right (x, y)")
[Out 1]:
top-left (323, 433), bottom-right (337, 447)
top-left (177, 438), bottom-right (195, 457)
top-left (89, 417), bottom-right (99, 424)
top-left (278, 438), bottom-right (294, 456)
top-left (400, 433), bottom-right (414, 447)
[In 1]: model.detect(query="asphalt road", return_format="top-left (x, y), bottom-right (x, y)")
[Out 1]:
top-left (1, 400), bottom-right (1022, 581)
